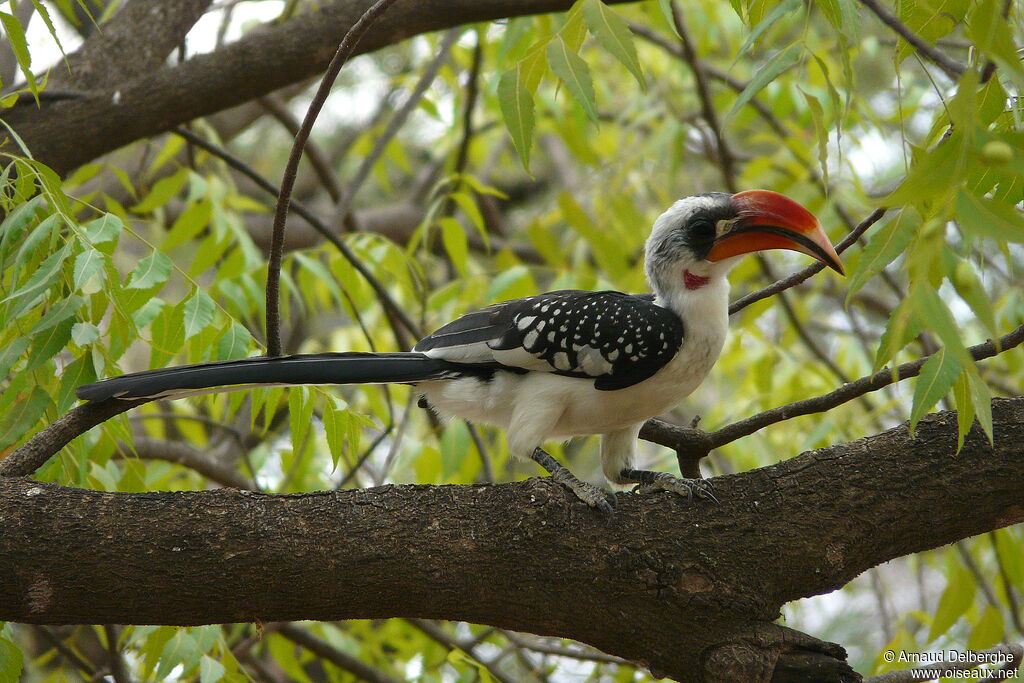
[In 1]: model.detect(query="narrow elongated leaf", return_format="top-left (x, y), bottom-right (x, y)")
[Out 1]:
top-left (737, 0), bottom-right (801, 59)
top-left (30, 295), bottom-right (84, 335)
top-left (289, 386), bottom-right (314, 457)
top-left (126, 252), bottom-right (173, 290)
top-left (183, 290), bottom-right (215, 341)
top-left (439, 217), bottom-right (470, 277)
top-left (0, 12), bottom-right (37, 97)
top-left (498, 66), bottom-right (536, 171)
top-left (0, 386), bottom-right (51, 447)
top-left (83, 214), bottom-right (125, 246)
top-left (582, 0), bottom-right (645, 87)
top-left (929, 567), bottom-right (975, 640)
top-left (0, 195), bottom-right (44, 261)
top-left (0, 637), bottom-right (23, 683)
top-left (909, 348), bottom-right (962, 434)
top-left (216, 321), bottom-right (253, 361)
top-left (71, 322), bottom-right (100, 346)
top-left (547, 36), bottom-right (599, 121)
top-left (0, 337), bottom-right (29, 378)
top-left (131, 169), bottom-right (189, 213)
top-left (964, 364), bottom-right (993, 444)
top-left (966, 0), bottom-right (1024, 87)
top-left (846, 210), bottom-right (917, 303)
top-left (727, 44), bottom-right (801, 119)
top-left (955, 190), bottom-right (1024, 243)
top-left (73, 249), bottom-right (106, 292)
top-left (26, 318), bottom-right (74, 371)
top-left (13, 213), bottom-right (61, 266)
top-left (911, 284), bottom-right (973, 368)
top-left (952, 373), bottom-right (975, 451)
top-left (4, 244), bottom-right (70, 304)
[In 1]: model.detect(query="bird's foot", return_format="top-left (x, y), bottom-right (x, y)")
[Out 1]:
top-left (531, 448), bottom-right (616, 515)
top-left (620, 468), bottom-right (719, 503)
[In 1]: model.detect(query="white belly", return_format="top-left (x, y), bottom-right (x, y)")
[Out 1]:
top-left (420, 278), bottom-right (730, 456)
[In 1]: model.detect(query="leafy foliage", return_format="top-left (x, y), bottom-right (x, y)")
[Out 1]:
top-left (1, 0), bottom-right (1023, 679)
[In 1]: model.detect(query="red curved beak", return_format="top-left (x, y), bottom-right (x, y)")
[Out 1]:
top-left (707, 190), bottom-right (845, 275)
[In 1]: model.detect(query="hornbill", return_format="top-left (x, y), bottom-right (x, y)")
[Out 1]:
top-left (77, 190), bottom-right (843, 513)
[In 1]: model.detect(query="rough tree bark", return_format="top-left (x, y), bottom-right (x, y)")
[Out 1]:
top-left (2, 398), bottom-right (1022, 682)
top-left (3, 0), bottom-right (636, 176)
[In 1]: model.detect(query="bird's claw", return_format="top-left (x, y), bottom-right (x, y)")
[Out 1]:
top-left (632, 472), bottom-right (719, 504)
top-left (560, 478), bottom-right (616, 515)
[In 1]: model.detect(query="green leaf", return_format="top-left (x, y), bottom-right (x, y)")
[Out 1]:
top-left (30, 295), bottom-right (84, 335)
top-left (438, 217), bottom-right (469, 277)
top-left (727, 44), bottom-right (801, 119)
top-left (874, 296), bottom-right (923, 372)
top-left (163, 199), bottom-right (213, 251)
top-left (582, 0), bottom-right (645, 87)
top-left (0, 195), bottom-right (44, 261)
top-left (132, 168), bottom-right (189, 214)
top-left (0, 386), bottom-right (51, 447)
top-left (26, 318), bottom-right (74, 371)
top-left (182, 290), bottom-right (215, 341)
top-left (13, 213), bottom-right (61, 268)
top-left (200, 655), bottom-right (226, 683)
top-left (929, 567), bottom-right (975, 641)
top-left (964, 364), bottom-right (993, 444)
top-left (497, 66), bottom-right (536, 172)
top-left (216, 322), bottom-right (252, 361)
top-left (846, 210), bottom-right (917, 303)
top-left (952, 373), bottom-right (975, 451)
top-left (323, 398), bottom-right (346, 470)
top-left (737, 0), bottom-right (801, 58)
top-left (0, 337), bottom-right (29, 378)
top-left (801, 89), bottom-right (829, 191)
top-left (126, 252), bottom-right (173, 290)
top-left (289, 386), bottom-right (314, 457)
top-left (955, 190), bottom-right (1024, 243)
top-left (911, 283), bottom-right (972, 368)
top-left (880, 134), bottom-right (968, 208)
top-left (149, 301), bottom-right (185, 368)
top-left (0, 12), bottom-right (38, 97)
top-left (0, 636), bottom-right (23, 683)
top-left (547, 36), bottom-right (599, 121)
top-left (71, 322), bottom-right (100, 346)
top-left (910, 348), bottom-right (962, 435)
top-left (4, 244), bottom-right (71, 306)
top-left (73, 249), bottom-right (107, 293)
top-left (83, 213), bottom-right (125, 246)
top-left (966, 0), bottom-right (1024, 88)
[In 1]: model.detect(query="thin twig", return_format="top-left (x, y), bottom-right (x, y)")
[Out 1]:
top-left (172, 125), bottom-right (420, 345)
top-left (103, 625), bottom-right (131, 683)
top-left (857, 0), bottom-right (966, 80)
top-left (408, 619), bottom-right (517, 683)
top-left (669, 1), bottom-right (737, 192)
top-left (277, 623), bottom-right (401, 683)
top-left (335, 28), bottom-right (461, 225)
top-left (258, 93), bottom-right (343, 202)
top-left (729, 209), bottom-right (886, 314)
top-left (266, 0), bottom-right (402, 357)
top-left (705, 324), bottom-right (1024, 448)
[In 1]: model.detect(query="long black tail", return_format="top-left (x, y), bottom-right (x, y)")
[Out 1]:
top-left (75, 352), bottom-right (458, 401)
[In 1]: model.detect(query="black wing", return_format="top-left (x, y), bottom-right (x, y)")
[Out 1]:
top-left (413, 290), bottom-right (685, 390)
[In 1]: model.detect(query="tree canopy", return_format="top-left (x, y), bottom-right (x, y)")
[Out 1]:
top-left (0, 0), bottom-right (1022, 681)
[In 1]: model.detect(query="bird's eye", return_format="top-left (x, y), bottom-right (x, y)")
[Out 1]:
top-left (688, 218), bottom-right (716, 242)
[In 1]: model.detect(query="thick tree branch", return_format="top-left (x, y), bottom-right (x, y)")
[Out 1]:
top-left (3, 398), bottom-right (1023, 681)
top-left (48, 0), bottom-right (214, 90)
top-left (4, 0), bottom-right (636, 175)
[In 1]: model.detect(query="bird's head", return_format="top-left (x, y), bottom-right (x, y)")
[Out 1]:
top-left (645, 190), bottom-right (844, 297)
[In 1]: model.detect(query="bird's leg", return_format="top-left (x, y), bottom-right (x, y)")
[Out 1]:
top-left (619, 468), bottom-right (719, 503)
top-left (530, 448), bottom-right (616, 515)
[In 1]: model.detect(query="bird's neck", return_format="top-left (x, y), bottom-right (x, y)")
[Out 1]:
top-left (653, 274), bottom-right (731, 329)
